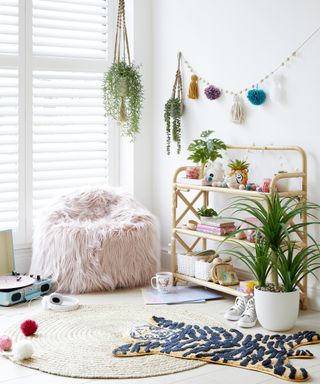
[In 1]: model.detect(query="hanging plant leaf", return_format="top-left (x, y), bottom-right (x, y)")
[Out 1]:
top-left (103, 61), bottom-right (143, 141)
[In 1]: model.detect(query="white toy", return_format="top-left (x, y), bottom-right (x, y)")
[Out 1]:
top-left (224, 173), bottom-right (239, 189)
top-left (204, 161), bottom-right (225, 184)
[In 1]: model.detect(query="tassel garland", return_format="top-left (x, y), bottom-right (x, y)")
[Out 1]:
top-left (188, 74), bottom-right (199, 99)
top-left (230, 95), bottom-right (245, 124)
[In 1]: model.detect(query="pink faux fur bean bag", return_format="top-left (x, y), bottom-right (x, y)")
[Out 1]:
top-left (30, 188), bottom-right (160, 293)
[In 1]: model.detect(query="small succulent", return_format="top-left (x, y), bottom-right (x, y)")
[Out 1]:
top-left (228, 159), bottom-right (250, 171)
top-left (197, 206), bottom-right (218, 217)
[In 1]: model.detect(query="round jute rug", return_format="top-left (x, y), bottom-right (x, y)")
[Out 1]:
top-left (4, 304), bottom-right (220, 379)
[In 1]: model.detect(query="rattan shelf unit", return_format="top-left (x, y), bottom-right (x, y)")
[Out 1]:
top-left (170, 145), bottom-right (308, 308)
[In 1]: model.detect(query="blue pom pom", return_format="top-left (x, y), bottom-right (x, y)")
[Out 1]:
top-left (247, 89), bottom-right (266, 105)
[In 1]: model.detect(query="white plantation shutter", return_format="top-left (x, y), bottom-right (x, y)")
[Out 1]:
top-left (0, 69), bottom-right (19, 230)
top-left (0, 0), bottom-right (113, 243)
top-left (32, 70), bottom-right (109, 219)
top-left (32, 0), bottom-right (108, 59)
top-left (0, 0), bottom-right (19, 55)
top-left (0, 0), bottom-right (19, 231)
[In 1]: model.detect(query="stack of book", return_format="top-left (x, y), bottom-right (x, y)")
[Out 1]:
top-left (196, 219), bottom-right (236, 236)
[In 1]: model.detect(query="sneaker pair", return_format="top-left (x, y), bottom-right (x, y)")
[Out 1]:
top-left (224, 296), bottom-right (257, 328)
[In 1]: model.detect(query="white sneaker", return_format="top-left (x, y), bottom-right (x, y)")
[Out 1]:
top-left (224, 296), bottom-right (250, 321)
top-left (237, 297), bottom-right (257, 328)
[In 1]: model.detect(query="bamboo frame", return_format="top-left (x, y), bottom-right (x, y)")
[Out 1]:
top-left (170, 145), bottom-right (308, 308)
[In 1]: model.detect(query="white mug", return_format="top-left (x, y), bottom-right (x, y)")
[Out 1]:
top-left (151, 272), bottom-right (173, 294)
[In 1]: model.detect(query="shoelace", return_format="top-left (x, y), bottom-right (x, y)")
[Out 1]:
top-left (230, 296), bottom-right (247, 312)
top-left (241, 298), bottom-right (256, 320)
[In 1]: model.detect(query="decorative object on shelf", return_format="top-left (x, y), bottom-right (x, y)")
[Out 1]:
top-left (239, 280), bottom-right (257, 295)
top-left (196, 219), bottom-right (236, 236)
top-left (230, 95), bottom-right (245, 124)
top-left (177, 250), bottom-right (217, 278)
top-left (261, 177), bottom-right (272, 193)
top-left (211, 258), bottom-right (239, 286)
top-left (245, 182), bottom-right (257, 191)
top-left (186, 220), bottom-right (198, 230)
top-left (0, 335), bottom-right (12, 352)
top-left (114, 316), bottom-right (320, 382)
top-left (275, 170), bottom-right (289, 192)
top-left (227, 159), bottom-right (249, 186)
top-left (226, 193), bottom-right (320, 331)
top-left (103, 0), bottom-right (143, 141)
top-left (164, 52), bottom-right (184, 155)
top-left (204, 161), bottom-right (225, 184)
top-left (185, 166), bottom-right (200, 179)
top-left (204, 85), bottom-right (221, 100)
top-left (247, 88), bottom-right (267, 105)
top-left (188, 74), bottom-right (199, 99)
top-left (187, 130), bottom-right (226, 178)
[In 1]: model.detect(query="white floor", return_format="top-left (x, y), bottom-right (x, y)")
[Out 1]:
top-left (1, 288), bottom-right (320, 384)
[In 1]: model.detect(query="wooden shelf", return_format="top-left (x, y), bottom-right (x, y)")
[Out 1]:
top-left (175, 227), bottom-right (255, 248)
top-left (175, 182), bottom-right (306, 199)
top-left (174, 273), bottom-right (247, 297)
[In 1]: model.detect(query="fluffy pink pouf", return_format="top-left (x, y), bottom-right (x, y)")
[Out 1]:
top-left (0, 335), bottom-right (12, 351)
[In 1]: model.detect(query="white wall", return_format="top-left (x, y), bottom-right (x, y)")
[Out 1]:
top-left (149, 0), bottom-right (320, 309)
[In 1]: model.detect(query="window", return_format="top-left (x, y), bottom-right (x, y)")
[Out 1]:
top-left (0, 0), bottom-right (115, 245)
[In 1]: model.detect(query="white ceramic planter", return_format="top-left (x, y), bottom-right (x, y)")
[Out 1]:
top-left (254, 287), bottom-right (300, 331)
top-left (276, 178), bottom-right (289, 192)
top-left (200, 216), bottom-right (219, 225)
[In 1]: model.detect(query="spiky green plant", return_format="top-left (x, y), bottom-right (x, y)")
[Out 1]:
top-left (274, 239), bottom-right (320, 292)
top-left (228, 159), bottom-right (250, 170)
top-left (224, 193), bottom-right (320, 288)
top-left (103, 61), bottom-right (143, 141)
top-left (224, 238), bottom-right (272, 288)
top-left (187, 130), bottom-right (226, 178)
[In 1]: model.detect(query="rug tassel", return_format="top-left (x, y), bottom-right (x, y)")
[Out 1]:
top-left (230, 95), bottom-right (245, 124)
top-left (119, 97), bottom-right (127, 123)
top-left (188, 74), bottom-right (199, 99)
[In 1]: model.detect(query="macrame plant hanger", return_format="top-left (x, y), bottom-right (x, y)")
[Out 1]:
top-left (114, 0), bottom-right (131, 123)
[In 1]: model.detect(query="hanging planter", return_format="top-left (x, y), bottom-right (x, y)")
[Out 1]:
top-left (103, 0), bottom-right (143, 141)
top-left (164, 52), bottom-right (184, 155)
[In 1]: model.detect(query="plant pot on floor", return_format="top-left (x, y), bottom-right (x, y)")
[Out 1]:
top-left (254, 287), bottom-right (300, 331)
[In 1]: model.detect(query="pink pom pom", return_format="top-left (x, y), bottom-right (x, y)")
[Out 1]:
top-left (0, 335), bottom-right (12, 351)
top-left (20, 320), bottom-right (38, 336)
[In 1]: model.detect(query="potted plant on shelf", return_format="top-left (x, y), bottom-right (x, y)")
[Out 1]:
top-left (275, 170), bottom-right (289, 192)
top-left (226, 159), bottom-right (249, 187)
top-left (224, 193), bottom-right (320, 331)
top-left (197, 206), bottom-right (218, 225)
top-left (187, 130), bottom-right (226, 179)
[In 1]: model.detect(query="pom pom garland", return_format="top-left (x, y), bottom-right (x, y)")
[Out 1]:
top-left (247, 89), bottom-right (266, 105)
top-left (204, 85), bottom-right (221, 100)
top-left (188, 74), bottom-right (199, 99)
top-left (20, 320), bottom-right (38, 336)
top-left (0, 335), bottom-right (12, 351)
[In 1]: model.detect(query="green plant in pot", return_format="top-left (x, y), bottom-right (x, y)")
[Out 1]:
top-left (197, 206), bottom-right (218, 224)
top-left (103, 0), bottom-right (143, 141)
top-left (187, 130), bottom-right (226, 179)
top-left (224, 193), bottom-right (320, 331)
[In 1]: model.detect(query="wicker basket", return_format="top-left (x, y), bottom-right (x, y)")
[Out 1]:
top-left (177, 250), bottom-right (217, 278)
top-left (194, 260), bottom-right (214, 281)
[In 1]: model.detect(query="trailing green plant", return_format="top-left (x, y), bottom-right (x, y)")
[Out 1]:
top-left (274, 239), bottom-right (320, 292)
top-left (197, 206), bottom-right (218, 217)
top-left (165, 53), bottom-right (183, 155)
top-left (228, 159), bottom-right (250, 170)
top-left (164, 97), bottom-right (182, 154)
top-left (187, 130), bottom-right (226, 178)
top-left (224, 193), bottom-right (320, 288)
top-left (103, 61), bottom-right (143, 141)
top-left (224, 238), bottom-right (272, 288)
